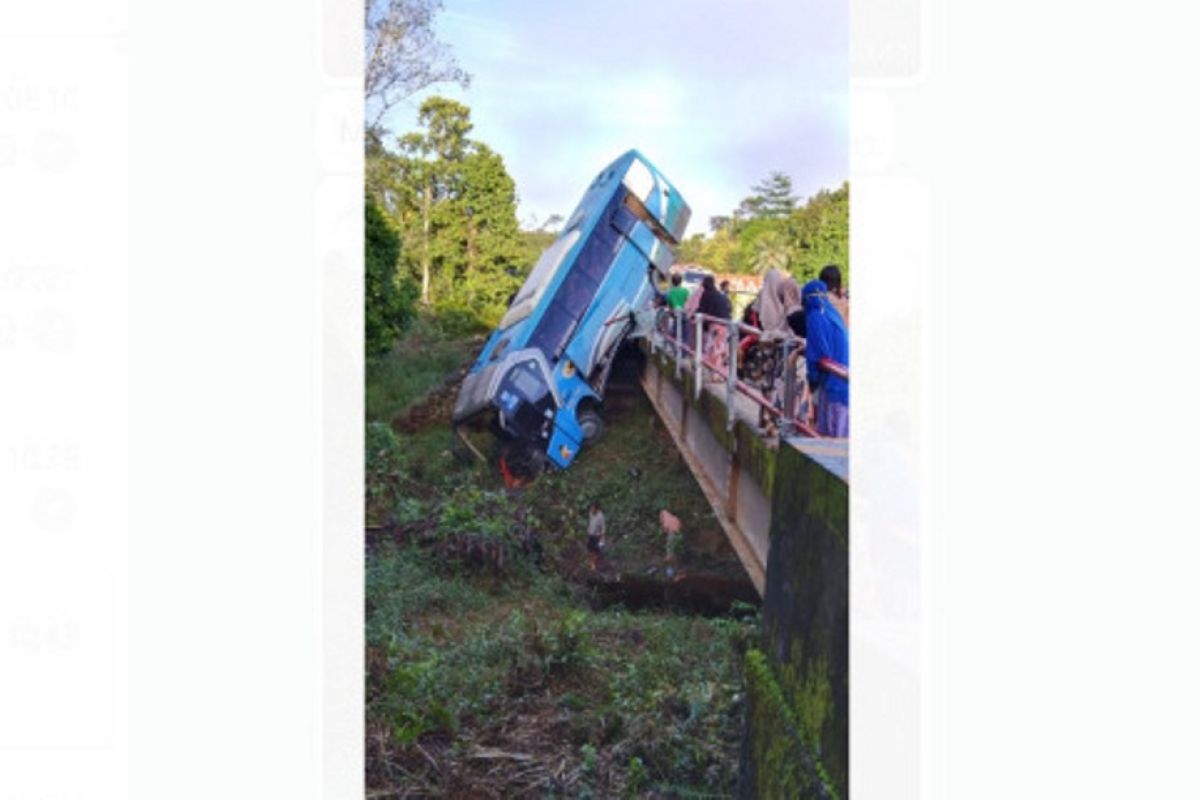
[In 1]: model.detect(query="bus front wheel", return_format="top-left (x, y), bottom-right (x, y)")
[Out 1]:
top-left (578, 408), bottom-right (605, 443)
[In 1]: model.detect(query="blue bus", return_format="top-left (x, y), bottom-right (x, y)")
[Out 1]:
top-left (452, 149), bottom-right (691, 474)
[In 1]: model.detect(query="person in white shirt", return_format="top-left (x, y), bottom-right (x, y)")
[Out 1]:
top-left (586, 503), bottom-right (606, 572)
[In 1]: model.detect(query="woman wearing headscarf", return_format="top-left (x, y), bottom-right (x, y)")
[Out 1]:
top-left (750, 269), bottom-right (807, 433)
top-left (696, 275), bottom-right (733, 378)
top-left (757, 268), bottom-right (805, 340)
top-left (801, 279), bottom-right (849, 437)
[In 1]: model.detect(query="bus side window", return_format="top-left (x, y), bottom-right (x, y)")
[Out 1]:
top-left (577, 224), bottom-right (619, 285)
top-left (610, 199), bottom-right (638, 236)
top-left (530, 302), bottom-right (575, 359)
top-left (558, 269), bottom-right (595, 319)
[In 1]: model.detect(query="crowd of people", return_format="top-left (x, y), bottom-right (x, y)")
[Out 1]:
top-left (658, 265), bottom-right (849, 439)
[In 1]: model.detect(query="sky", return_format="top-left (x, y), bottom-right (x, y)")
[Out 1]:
top-left (382, 0), bottom-right (848, 237)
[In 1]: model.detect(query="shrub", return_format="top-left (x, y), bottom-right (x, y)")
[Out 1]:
top-left (366, 195), bottom-right (419, 357)
top-left (365, 422), bottom-right (406, 525)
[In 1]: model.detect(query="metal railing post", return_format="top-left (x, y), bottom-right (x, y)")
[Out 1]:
top-left (779, 339), bottom-right (796, 439)
top-left (726, 318), bottom-right (737, 431)
top-left (674, 309), bottom-right (683, 378)
top-left (694, 313), bottom-right (704, 400)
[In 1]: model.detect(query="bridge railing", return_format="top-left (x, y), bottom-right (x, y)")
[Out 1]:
top-left (649, 307), bottom-right (847, 439)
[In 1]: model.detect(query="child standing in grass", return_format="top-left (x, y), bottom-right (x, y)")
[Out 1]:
top-left (587, 503), bottom-right (606, 572)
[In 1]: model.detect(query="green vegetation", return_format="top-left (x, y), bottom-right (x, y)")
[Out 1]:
top-left (365, 316), bottom-right (477, 424)
top-left (365, 195), bottom-right (419, 357)
top-left (743, 649), bottom-right (839, 800)
top-left (367, 542), bottom-right (757, 796)
top-left (360, 11), bottom-right (839, 792)
top-left (678, 178), bottom-right (849, 284)
top-left (367, 97), bottom-right (527, 340)
top-left (365, 328), bottom-right (760, 796)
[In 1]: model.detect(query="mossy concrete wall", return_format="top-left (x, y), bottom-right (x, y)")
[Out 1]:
top-left (639, 344), bottom-right (848, 797)
top-left (739, 442), bottom-right (848, 799)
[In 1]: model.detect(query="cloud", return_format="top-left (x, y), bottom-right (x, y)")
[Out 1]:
top-left (396, 0), bottom-right (848, 235)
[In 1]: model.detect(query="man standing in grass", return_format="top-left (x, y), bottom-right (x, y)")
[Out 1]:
top-left (587, 503), bottom-right (606, 573)
top-left (659, 509), bottom-right (683, 579)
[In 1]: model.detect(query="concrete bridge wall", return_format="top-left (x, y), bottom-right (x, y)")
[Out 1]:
top-left (638, 347), bottom-right (848, 799)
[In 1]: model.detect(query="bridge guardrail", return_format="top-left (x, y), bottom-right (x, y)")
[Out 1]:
top-left (649, 307), bottom-right (847, 439)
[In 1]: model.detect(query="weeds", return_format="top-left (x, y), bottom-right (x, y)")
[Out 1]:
top-left (365, 316), bottom-right (478, 424)
top-left (365, 331), bottom-right (760, 798)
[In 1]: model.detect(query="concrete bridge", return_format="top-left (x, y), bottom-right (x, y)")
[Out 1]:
top-left (638, 314), bottom-right (849, 799)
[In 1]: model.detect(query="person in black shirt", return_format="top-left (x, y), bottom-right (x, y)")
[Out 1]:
top-left (696, 275), bottom-right (732, 320)
top-left (695, 276), bottom-right (733, 378)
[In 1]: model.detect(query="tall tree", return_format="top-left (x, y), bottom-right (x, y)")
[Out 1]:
top-left (364, 0), bottom-right (470, 134)
top-left (748, 171), bottom-right (798, 218)
top-left (451, 144), bottom-right (523, 324)
top-left (384, 97), bottom-right (524, 330)
top-left (394, 98), bottom-right (472, 305)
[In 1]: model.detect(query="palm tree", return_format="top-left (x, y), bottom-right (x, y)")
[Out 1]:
top-left (751, 233), bottom-right (790, 274)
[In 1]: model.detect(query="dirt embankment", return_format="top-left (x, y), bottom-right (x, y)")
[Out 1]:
top-left (391, 366), bottom-right (468, 433)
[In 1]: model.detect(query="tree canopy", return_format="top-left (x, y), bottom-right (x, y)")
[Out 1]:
top-left (368, 97), bottom-right (525, 335)
top-left (678, 176), bottom-right (848, 284)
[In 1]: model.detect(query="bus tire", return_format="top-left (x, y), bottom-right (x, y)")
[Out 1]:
top-left (578, 408), bottom-right (605, 443)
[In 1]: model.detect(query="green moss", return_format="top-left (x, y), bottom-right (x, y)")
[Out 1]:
top-left (698, 388), bottom-right (736, 449)
top-left (743, 648), bottom-right (839, 800)
top-left (641, 340), bottom-right (849, 799)
top-left (735, 420), bottom-right (777, 499)
top-left (772, 445), bottom-right (847, 551)
top-left (777, 640), bottom-right (834, 754)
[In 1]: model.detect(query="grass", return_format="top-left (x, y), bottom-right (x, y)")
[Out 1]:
top-left (365, 544), bottom-right (757, 797)
top-left (364, 327), bottom-right (760, 797)
top-left (365, 316), bottom-right (481, 423)
top-left (521, 388), bottom-right (744, 578)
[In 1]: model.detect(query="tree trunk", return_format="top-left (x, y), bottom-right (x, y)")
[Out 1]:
top-left (421, 181), bottom-right (432, 305)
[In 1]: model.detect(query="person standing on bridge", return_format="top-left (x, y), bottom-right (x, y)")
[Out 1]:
top-left (802, 279), bottom-right (849, 437)
top-left (697, 275), bottom-right (733, 377)
top-left (819, 264), bottom-right (850, 330)
top-left (754, 269), bottom-right (806, 434)
top-left (586, 503), bottom-right (607, 573)
top-left (682, 274), bottom-right (704, 357)
top-left (759, 268), bottom-right (805, 339)
top-left (665, 273), bottom-right (690, 310)
top-left (663, 274), bottom-right (691, 356)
